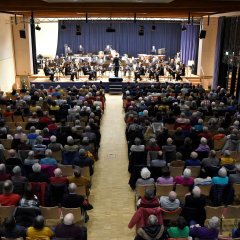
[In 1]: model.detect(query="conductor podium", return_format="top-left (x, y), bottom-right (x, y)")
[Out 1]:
top-left (109, 77), bottom-right (123, 82)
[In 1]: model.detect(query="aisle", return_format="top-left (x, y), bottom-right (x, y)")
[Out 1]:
top-left (87, 94), bottom-right (135, 240)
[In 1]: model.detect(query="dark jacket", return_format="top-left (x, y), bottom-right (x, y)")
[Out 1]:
top-left (135, 225), bottom-right (167, 240)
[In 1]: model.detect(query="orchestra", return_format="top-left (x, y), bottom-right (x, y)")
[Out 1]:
top-left (42, 46), bottom-right (186, 82)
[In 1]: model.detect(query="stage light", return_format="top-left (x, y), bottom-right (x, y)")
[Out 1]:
top-left (76, 24), bottom-right (81, 35)
top-left (61, 24), bottom-right (66, 30)
top-left (35, 24), bottom-right (41, 31)
top-left (181, 25), bottom-right (187, 31)
top-left (151, 25), bottom-right (156, 31)
top-left (138, 26), bottom-right (144, 36)
top-left (106, 23), bottom-right (116, 33)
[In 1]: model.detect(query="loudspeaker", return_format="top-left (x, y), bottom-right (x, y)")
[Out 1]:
top-left (199, 30), bottom-right (206, 39)
top-left (19, 30), bottom-right (26, 39)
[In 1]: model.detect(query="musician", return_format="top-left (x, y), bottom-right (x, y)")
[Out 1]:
top-left (113, 54), bottom-right (120, 77)
top-left (43, 64), bottom-right (54, 81)
top-left (64, 63), bottom-right (77, 81)
top-left (82, 62), bottom-right (97, 80)
top-left (148, 63), bottom-right (156, 80)
top-left (176, 63), bottom-right (185, 81)
top-left (155, 63), bottom-right (165, 82)
top-left (168, 59), bottom-right (176, 79)
top-left (134, 63), bottom-right (145, 82)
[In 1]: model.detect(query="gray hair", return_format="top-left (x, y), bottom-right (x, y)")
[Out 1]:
top-left (63, 213), bottom-right (74, 226)
top-left (147, 215), bottom-right (158, 226)
top-left (223, 150), bottom-right (231, 157)
top-left (0, 163), bottom-right (6, 173)
top-left (68, 183), bottom-right (77, 193)
top-left (208, 216), bottom-right (220, 229)
top-left (218, 167), bottom-right (227, 177)
top-left (54, 168), bottom-right (62, 177)
top-left (192, 186), bottom-right (201, 197)
top-left (32, 163), bottom-right (41, 173)
top-left (50, 135), bottom-right (56, 143)
top-left (183, 168), bottom-right (191, 178)
top-left (141, 167), bottom-right (151, 179)
top-left (8, 149), bottom-right (16, 157)
top-left (67, 136), bottom-right (74, 145)
top-left (45, 149), bottom-right (52, 157)
top-left (167, 138), bottom-right (173, 145)
top-left (190, 151), bottom-right (198, 159)
top-left (200, 137), bottom-right (208, 144)
top-left (12, 166), bottom-right (21, 175)
top-left (3, 180), bottom-right (13, 194)
top-left (210, 150), bottom-right (216, 157)
top-left (169, 191), bottom-right (177, 201)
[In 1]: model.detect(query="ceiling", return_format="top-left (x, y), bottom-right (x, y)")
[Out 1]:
top-left (1, 0), bottom-right (240, 18)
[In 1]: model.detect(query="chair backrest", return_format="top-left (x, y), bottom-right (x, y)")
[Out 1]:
top-left (0, 205), bottom-right (15, 223)
top-left (161, 207), bottom-right (182, 221)
top-left (135, 184), bottom-right (155, 198)
top-left (30, 182), bottom-right (48, 206)
top-left (13, 181), bottom-right (27, 196)
top-left (52, 150), bottom-right (63, 163)
top-left (40, 206), bottom-right (61, 219)
top-left (58, 165), bottom-right (73, 177)
top-left (224, 205), bottom-right (240, 219)
top-left (61, 207), bottom-right (82, 223)
top-left (80, 167), bottom-right (91, 180)
top-left (62, 151), bottom-right (78, 165)
top-left (169, 166), bottom-right (184, 177)
top-left (186, 166), bottom-right (201, 178)
top-left (48, 183), bottom-right (68, 206)
top-left (1, 139), bottom-right (12, 149)
top-left (233, 183), bottom-right (240, 197)
top-left (170, 160), bottom-right (185, 167)
top-left (18, 150), bottom-right (30, 162)
top-left (156, 184), bottom-right (174, 197)
top-left (75, 186), bottom-right (87, 197)
top-left (198, 184), bottom-right (212, 197)
top-left (205, 205), bottom-right (224, 219)
top-left (175, 184), bottom-right (190, 197)
top-left (214, 139), bottom-right (225, 151)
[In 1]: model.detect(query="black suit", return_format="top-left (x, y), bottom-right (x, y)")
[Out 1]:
top-left (82, 66), bottom-right (96, 80)
top-left (43, 66), bottom-right (54, 81)
top-left (113, 57), bottom-right (120, 77)
top-left (62, 193), bottom-right (85, 208)
top-left (28, 172), bottom-right (49, 183)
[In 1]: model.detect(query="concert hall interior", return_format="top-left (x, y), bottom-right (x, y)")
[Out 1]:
top-left (0, 0), bottom-right (239, 91)
top-left (0, 1), bottom-right (240, 240)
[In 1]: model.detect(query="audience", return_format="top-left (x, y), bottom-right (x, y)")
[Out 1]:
top-left (159, 191), bottom-right (180, 211)
top-left (136, 167), bottom-right (155, 185)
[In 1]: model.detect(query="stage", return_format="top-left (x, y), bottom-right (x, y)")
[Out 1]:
top-left (27, 70), bottom-right (202, 92)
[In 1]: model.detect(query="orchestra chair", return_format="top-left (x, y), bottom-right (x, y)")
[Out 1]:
top-left (0, 205), bottom-right (15, 223)
top-left (1, 139), bottom-right (12, 149)
top-left (40, 206), bottom-right (61, 227)
top-left (186, 166), bottom-right (201, 178)
top-left (58, 165), bottom-right (74, 177)
top-left (161, 207), bottom-right (182, 221)
top-left (156, 184), bottom-right (174, 198)
top-left (169, 166), bottom-right (184, 177)
top-left (61, 207), bottom-right (85, 226)
top-left (214, 139), bottom-right (225, 151)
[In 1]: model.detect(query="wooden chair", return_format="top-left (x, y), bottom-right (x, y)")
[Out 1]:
top-left (233, 183), bottom-right (240, 201)
top-left (214, 139), bottom-right (225, 151)
top-left (161, 207), bottom-right (182, 221)
top-left (61, 207), bottom-right (85, 225)
top-left (52, 150), bottom-right (62, 163)
top-left (135, 184), bottom-right (155, 198)
top-left (15, 122), bottom-right (27, 129)
top-left (205, 205), bottom-right (224, 219)
top-left (4, 116), bottom-right (13, 122)
top-left (224, 205), bottom-right (240, 219)
top-left (1, 139), bottom-right (12, 149)
top-left (80, 167), bottom-right (91, 181)
top-left (175, 184), bottom-right (190, 202)
top-left (170, 160), bottom-right (185, 167)
top-left (186, 166), bottom-right (201, 178)
top-left (231, 151), bottom-right (240, 162)
top-left (169, 166), bottom-right (184, 177)
top-left (58, 165), bottom-right (74, 177)
top-left (13, 115), bottom-right (23, 122)
top-left (2, 149), bottom-right (10, 159)
top-left (216, 150), bottom-right (223, 160)
top-left (156, 184), bottom-right (174, 197)
top-left (198, 184), bottom-right (212, 197)
top-left (76, 186), bottom-right (87, 197)
top-left (0, 205), bottom-right (15, 223)
top-left (5, 122), bottom-right (16, 129)
top-left (39, 206), bottom-right (61, 227)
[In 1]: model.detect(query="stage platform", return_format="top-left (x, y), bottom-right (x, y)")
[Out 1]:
top-left (28, 72), bottom-right (202, 92)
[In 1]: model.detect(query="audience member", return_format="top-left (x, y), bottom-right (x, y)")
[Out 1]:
top-left (160, 191), bottom-right (180, 211)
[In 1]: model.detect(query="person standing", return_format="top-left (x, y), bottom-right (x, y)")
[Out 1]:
top-left (113, 54), bottom-right (120, 77)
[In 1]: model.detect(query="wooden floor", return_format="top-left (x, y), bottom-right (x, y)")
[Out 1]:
top-left (87, 94), bottom-right (135, 240)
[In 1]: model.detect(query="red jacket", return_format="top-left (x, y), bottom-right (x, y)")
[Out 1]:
top-left (128, 207), bottom-right (163, 229)
top-left (0, 193), bottom-right (20, 206)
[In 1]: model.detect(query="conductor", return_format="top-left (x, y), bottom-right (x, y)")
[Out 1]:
top-left (113, 54), bottom-right (120, 77)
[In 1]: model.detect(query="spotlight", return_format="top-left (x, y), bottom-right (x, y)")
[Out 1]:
top-left (76, 24), bottom-right (81, 35)
top-left (138, 26), bottom-right (144, 36)
top-left (61, 24), bottom-right (66, 30)
top-left (151, 25), bottom-right (156, 31)
top-left (181, 25), bottom-right (187, 31)
top-left (35, 24), bottom-right (41, 31)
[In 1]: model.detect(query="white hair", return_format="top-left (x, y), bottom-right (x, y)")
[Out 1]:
top-left (200, 137), bottom-right (207, 144)
top-left (54, 168), bottom-right (62, 177)
top-left (190, 151), bottom-right (198, 159)
top-left (141, 167), bottom-right (151, 179)
top-left (0, 163), bottom-right (6, 172)
top-left (67, 136), bottom-right (74, 144)
top-left (218, 167), bottom-right (227, 177)
top-left (198, 119), bottom-right (203, 124)
top-left (167, 138), bottom-right (173, 145)
top-left (183, 168), bottom-right (191, 178)
top-left (63, 213), bottom-right (74, 225)
top-left (45, 149), bottom-right (52, 157)
top-left (169, 191), bottom-right (177, 201)
top-left (147, 215), bottom-right (158, 226)
top-left (12, 166), bottom-right (21, 175)
top-left (208, 216), bottom-right (220, 229)
top-left (192, 186), bottom-right (201, 197)
top-left (32, 163), bottom-right (41, 173)
top-left (223, 150), bottom-right (231, 157)
top-left (50, 135), bottom-right (56, 142)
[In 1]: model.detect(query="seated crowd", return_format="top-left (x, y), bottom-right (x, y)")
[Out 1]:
top-left (124, 83), bottom-right (240, 239)
top-left (0, 83), bottom-right (105, 239)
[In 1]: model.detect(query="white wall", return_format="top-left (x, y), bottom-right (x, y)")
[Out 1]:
top-left (36, 22), bottom-right (58, 59)
top-left (0, 14), bottom-right (16, 92)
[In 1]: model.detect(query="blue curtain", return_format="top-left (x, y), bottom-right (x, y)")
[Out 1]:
top-left (180, 25), bottom-right (200, 68)
top-left (213, 17), bottom-right (224, 90)
top-left (56, 20), bottom-right (182, 58)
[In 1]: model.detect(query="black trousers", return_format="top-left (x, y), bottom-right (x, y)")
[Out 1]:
top-left (114, 66), bottom-right (119, 77)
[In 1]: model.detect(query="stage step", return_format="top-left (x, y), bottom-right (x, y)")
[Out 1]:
top-left (109, 84), bottom-right (123, 94)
